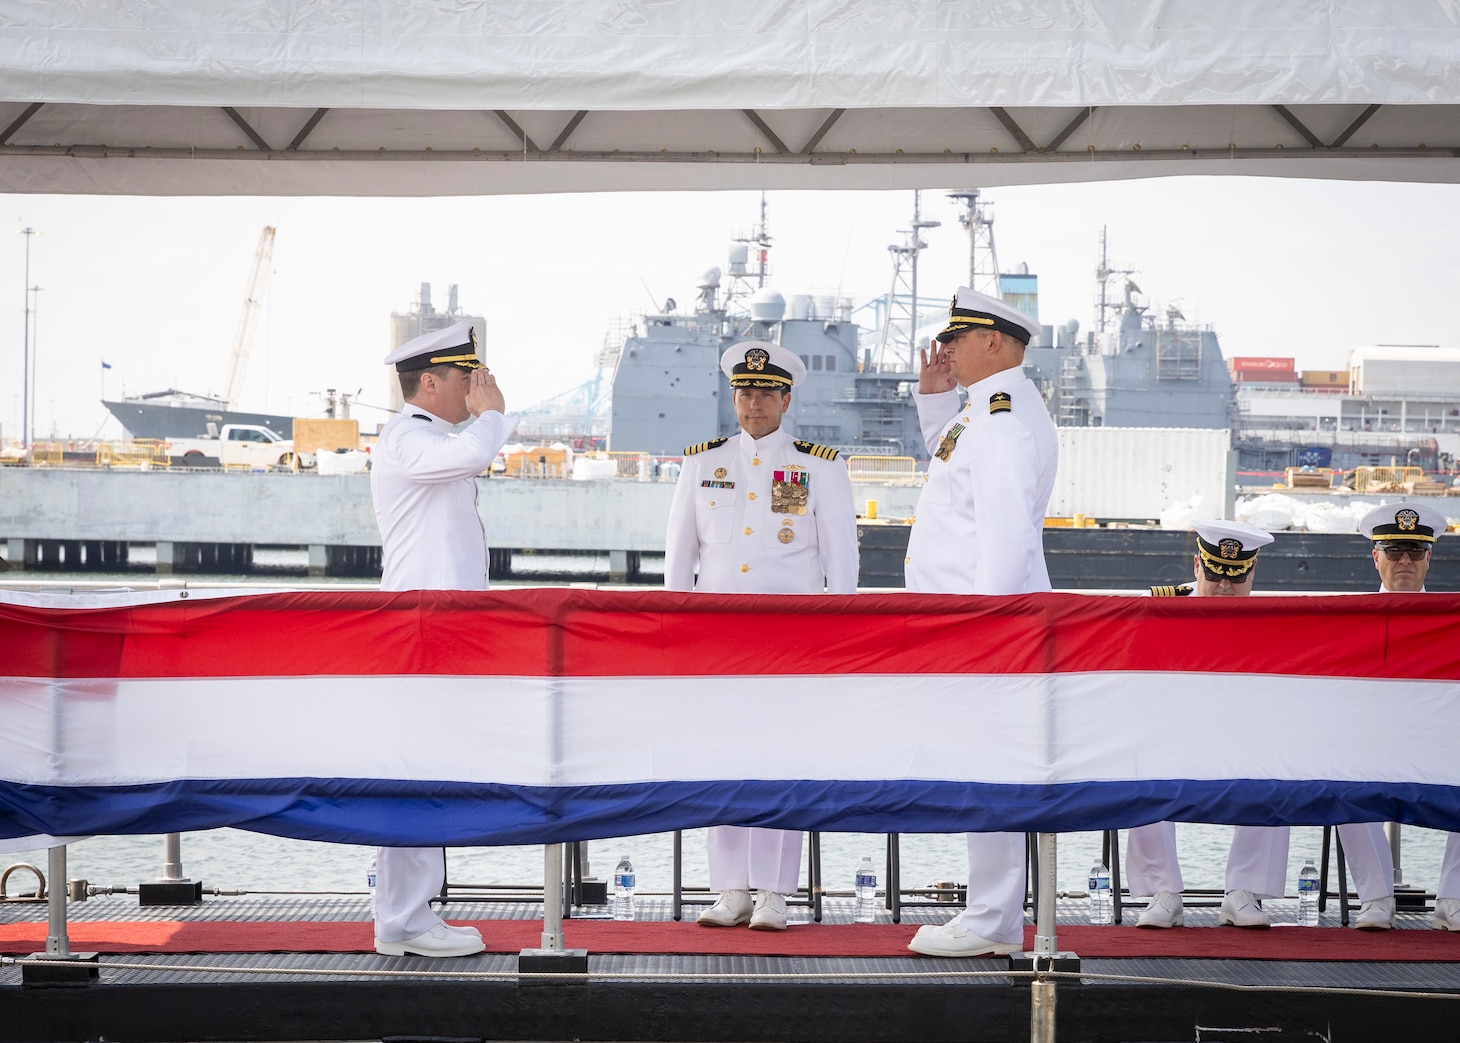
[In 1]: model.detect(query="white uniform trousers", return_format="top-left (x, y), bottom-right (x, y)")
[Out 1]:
top-left (1127, 822), bottom-right (1392, 901)
top-left (1225, 826), bottom-right (1290, 898)
top-left (1124, 822), bottom-right (1182, 897)
top-left (1226, 823), bottom-right (1392, 902)
top-left (707, 826), bottom-right (803, 894)
top-left (1226, 823), bottom-right (1395, 899)
top-left (374, 846), bottom-right (446, 942)
top-left (953, 832), bottom-right (1027, 946)
top-left (1439, 833), bottom-right (1460, 900)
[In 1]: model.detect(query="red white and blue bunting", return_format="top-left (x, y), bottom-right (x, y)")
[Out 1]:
top-left (2, 587), bottom-right (1458, 846)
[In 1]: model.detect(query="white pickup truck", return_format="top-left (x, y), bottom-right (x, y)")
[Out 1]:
top-left (167, 424), bottom-right (300, 470)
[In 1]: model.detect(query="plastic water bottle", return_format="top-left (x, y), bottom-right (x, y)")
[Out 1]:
top-left (1088, 860), bottom-right (1113, 925)
top-left (366, 854), bottom-right (377, 919)
top-left (1297, 859), bottom-right (1320, 927)
top-left (853, 856), bottom-right (878, 923)
top-left (612, 854), bottom-right (636, 921)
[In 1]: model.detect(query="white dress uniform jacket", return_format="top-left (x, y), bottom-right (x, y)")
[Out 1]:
top-left (665, 427), bottom-right (858, 596)
top-left (903, 368), bottom-right (1057, 946)
top-left (665, 425), bottom-right (858, 894)
top-left (372, 407), bottom-right (516, 591)
top-left (904, 373), bottom-right (1057, 594)
top-left (368, 403), bottom-right (515, 943)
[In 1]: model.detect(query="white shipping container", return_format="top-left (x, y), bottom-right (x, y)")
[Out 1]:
top-left (1349, 346), bottom-right (1460, 397)
top-left (1048, 428), bottom-right (1234, 521)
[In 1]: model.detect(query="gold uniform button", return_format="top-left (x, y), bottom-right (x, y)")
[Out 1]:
top-left (963, 416), bottom-right (970, 422)
top-left (740, 564), bottom-right (750, 572)
top-left (904, 556), bottom-right (911, 564)
top-left (752, 458), bottom-right (761, 466)
top-left (709, 500), bottom-right (716, 506)
top-left (748, 492), bottom-right (757, 500)
top-left (744, 527), bottom-right (753, 535)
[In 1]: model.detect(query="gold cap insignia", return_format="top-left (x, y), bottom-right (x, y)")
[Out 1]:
top-left (1398, 509), bottom-right (1419, 531)
top-left (744, 347), bottom-right (769, 372)
top-left (1219, 538), bottom-right (1242, 560)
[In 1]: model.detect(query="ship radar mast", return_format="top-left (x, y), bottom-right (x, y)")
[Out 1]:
top-left (947, 189), bottom-right (1002, 299)
top-left (722, 192), bottom-right (774, 323)
top-left (875, 189), bottom-right (942, 372)
top-left (1094, 226), bottom-right (1139, 333)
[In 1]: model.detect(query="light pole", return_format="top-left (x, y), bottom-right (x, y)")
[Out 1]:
top-left (28, 283), bottom-right (41, 446)
top-left (17, 226), bottom-right (36, 448)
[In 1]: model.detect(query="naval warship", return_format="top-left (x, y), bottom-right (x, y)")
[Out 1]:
top-left (600, 192), bottom-right (1235, 462)
top-left (587, 192), bottom-right (1454, 478)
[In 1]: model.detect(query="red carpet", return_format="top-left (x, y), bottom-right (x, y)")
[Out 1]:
top-left (3, 920), bottom-right (1459, 961)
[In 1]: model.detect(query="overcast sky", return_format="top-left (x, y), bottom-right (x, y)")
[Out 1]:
top-left (2, 174), bottom-right (1457, 442)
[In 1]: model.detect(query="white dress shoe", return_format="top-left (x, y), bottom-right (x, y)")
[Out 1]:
top-left (697, 889), bottom-right (753, 927)
top-left (375, 922), bottom-right (484, 958)
top-left (1432, 897), bottom-right (1460, 930)
top-left (1218, 889), bottom-right (1271, 928)
top-left (749, 889), bottom-right (788, 931)
top-left (1354, 895), bottom-right (1395, 930)
top-left (907, 920), bottom-right (1021, 958)
top-left (1136, 890), bottom-right (1185, 929)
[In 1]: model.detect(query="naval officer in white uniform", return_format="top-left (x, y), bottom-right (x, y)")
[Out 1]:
top-left (1133, 519), bottom-right (1398, 929)
top-left (370, 319), bottom-right (515, 958)
top-left (665, 340), bottom-right (858, 931)
top-left (1360, 501), bottom-right (1460, 931)
top-left (903, 287), bottom-right (1058, 959)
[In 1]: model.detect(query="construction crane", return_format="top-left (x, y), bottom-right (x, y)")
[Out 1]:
top-left (220, 226), bottom-right (276, 411)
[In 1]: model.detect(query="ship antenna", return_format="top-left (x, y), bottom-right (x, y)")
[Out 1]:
top-left (947, 189), bottom-right (1001, 299)
top-left (876, 189), bottom-right (941, 373)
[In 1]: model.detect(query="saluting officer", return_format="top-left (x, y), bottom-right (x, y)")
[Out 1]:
top-left (1360, 501), bottom-right (1459, 931)
top-left (904, 287), bottom-right (1059, 959)
top-left (370, 319), bottom-right (515, 958)
top-left (665, 339), bottom-right (858, 931)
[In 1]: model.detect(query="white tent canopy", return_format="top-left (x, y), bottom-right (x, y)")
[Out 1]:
top-left (1, 1), bottom-right (1457, 196)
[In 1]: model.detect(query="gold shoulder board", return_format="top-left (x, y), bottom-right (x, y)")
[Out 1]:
top-left (989, 391), bottom-right (1013, 415)
top-left (793, 440), bottom-right (839, 461)
top-left (1150, 584), bottom-right (1194, 597)
top-left (683, 437), bottom-right (729, 456)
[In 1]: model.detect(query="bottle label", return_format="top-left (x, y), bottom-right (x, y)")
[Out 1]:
top-left (1088, 876), bottom-right (1110, 891)
top-left (856, 872), bottom-right (875, 888)
top-left (616, 873), bottom-right (635, 889)
top-left (1298, 878), bottom-right (1319, 893)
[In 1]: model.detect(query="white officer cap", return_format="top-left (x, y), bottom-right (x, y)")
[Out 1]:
top-left (383, 319), bottom-right (484, 373)
top-left (936, 286), bottom-right (1042, 345)
top-left (1191, 519), bottom-right (1273, 580)
top-left (719, 340), bottom-right (807, 389)
top-left (1358, 501), bottom-right (1446, 544)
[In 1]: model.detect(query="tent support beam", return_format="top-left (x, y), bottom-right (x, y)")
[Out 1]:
top-left (493, 110), bottom-right (540, 152)
top-left (1271, 105), bottom-right (1324, 148)
top-left (1043, 107), bottom-right (1095, 153)
top-left (801, 109), bottom-right (845, 154)
top-left (287, 109), bottom-right (330, 151)
top-left (741, 109), bottom-right (790, 154)
top-left (989, 107), bottom-right (1038, 153)
top-left (0, 102), bottom-right (43, 146)
top-left (221, 107), bottom-right (272, 151)
top-left (549, 111), bottom-right (589, 152)
top-left (1332, 104), bottom-right (1382, 148)
top-left (8, 143), bottom-right (1452, 166)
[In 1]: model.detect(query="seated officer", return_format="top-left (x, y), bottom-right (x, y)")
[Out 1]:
top-left (1359, 501), bottom-right (1460, 931)
top-left (1133, 519), bottom-right (1396, 929)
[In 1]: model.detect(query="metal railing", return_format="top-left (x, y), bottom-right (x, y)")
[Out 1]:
top-left (845, 455), bottom-right (918, 484)
top-left (96, 440), bottom-right (170, 469)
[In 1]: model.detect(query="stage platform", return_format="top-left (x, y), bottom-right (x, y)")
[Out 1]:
top-left (4, 892), bottom-right (1459, 1042)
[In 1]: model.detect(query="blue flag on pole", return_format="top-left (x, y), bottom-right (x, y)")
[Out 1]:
top-left (101, 360), bottom-right (112, 370)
